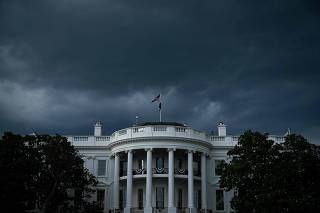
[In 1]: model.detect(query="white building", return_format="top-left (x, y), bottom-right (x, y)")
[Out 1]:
top-left (67, 121), bottom-right (285, 213)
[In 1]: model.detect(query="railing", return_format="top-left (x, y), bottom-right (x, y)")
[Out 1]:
top-left (153, 167), bottom-right (168, 174)
top-left (131, 207), bottom-right (144, 213)
top-left (95, 136), bottom-right (110, 141)
top-left (174, 168), bottom-right (187, 175)
top-left (153, 207), bottom-right (168, 213)
top-left (153, 126), bottom-right (167, 131)
top-left (119, 168), bottom-right (203, 177)
top-left (177, 208), bottom-right (187, 213)
top-left (73, 136), bottom-right (88, 141)
top-left (134, 168), bottom-right (145, 175)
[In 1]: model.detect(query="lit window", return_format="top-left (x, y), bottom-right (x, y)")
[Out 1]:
top-left (98, 160), bottom-right (106, 176)
top-left (216, 190), bottom-right (224, 210)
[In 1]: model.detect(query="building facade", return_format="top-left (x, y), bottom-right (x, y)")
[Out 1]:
top-left (67, 122), bottom-right (286, 213)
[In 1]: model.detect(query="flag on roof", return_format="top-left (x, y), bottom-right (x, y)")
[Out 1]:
top-left (151, 94), bottom-right (160, 102)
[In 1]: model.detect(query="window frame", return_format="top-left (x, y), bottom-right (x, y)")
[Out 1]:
top-left (97, 159), bottom-right (107, 176)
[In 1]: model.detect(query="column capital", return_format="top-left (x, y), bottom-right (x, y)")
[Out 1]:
top-left (167, 148), bottom-right (176, 152)
top-left (125, 149), bottom-right (133, 153)
top-left (110, 152), bottom-right (120, 158)
top-left (145, 148), bottom-right (153, 152)
top-left (187, 149), bottom-right (195, 154)
top-left (201, 152), bottom-right (210, 157)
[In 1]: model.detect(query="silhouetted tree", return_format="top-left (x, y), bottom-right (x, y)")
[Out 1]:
top-left (219, 131), bottom-right (320, 213)
top-left (0, 132), bottom-right (101, 213)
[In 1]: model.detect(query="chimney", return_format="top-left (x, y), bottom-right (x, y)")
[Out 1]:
top-left (217, 122), bottom-right (227, 136)
top-left (94, 121), bottom-right (102, 136)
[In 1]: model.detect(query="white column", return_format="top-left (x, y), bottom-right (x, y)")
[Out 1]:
top-left (145, 149), bottom-right (153, 213)
top-left (201, 153), bottom-right (207, 212)
top-left (124, 150), bottom-right (133, 213)
top-left (187, 150), bottom-right (196, 213)
top-left (168, 148), bottom-right (176, 213)
top-left (113, 153), bottom-right (120, 209)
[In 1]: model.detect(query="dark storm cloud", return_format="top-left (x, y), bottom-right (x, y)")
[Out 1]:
top-left (0, 0), bottom-right (320, 142)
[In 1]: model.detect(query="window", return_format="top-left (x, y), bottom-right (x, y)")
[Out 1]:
top-left (98, 160), bottom-right (106, 176)
top-left (138, 159), bottom-right (144, 169)
top-left (120, 189), bottom-right (124, 209)
top-left (178, 159), bottom-right (183, 169)
top-left (216, 190), bottom-right (224, 210)
top-left (97, 189), bottom-right (105, 210)
top-left (120, 161), bottom-right (127, 176)
top-left (138, 188), bottom-right (143, 209)
top-left (156, 157), bottom-right (164, 168)
top-left (194, 190), bottom-right (201, 209)
top-left (156, 187), bottom-right (164, 209)
top-left (197, 190), bottom-right (201, 209)
top-left (193, 161), bottom-right (200, 176)
top-left (178, 188), bottom-right (183, 209)
top-left (215, 160), bottom-right (223, 176)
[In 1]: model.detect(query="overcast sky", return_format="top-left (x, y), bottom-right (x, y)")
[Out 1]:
top-left (0, 0), bottom-right (319, 143)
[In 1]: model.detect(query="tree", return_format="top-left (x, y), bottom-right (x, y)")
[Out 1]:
top-left (219, 130), bottom-right (320, 213)
top-left (0, 132), bottom-right (101, 213)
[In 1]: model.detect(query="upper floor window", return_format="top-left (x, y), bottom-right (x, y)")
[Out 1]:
top-left (193, 161), bottom-right (200, 176)
top-left (156, 157), bottom-right (164, 168)
top-left (120, 161), bottom-right (127, 176)
top-left (138, 159), bottom-right (144, 169)
top-left (215, 160), bottom-right (224, 176)
top-left (177, 158), bottom-right (183, 169)
top-left (97, 160), bottom-right (106, 176)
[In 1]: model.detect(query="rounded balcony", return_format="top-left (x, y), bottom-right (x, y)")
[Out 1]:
top-left (108, 122), bottom-right (212, 154)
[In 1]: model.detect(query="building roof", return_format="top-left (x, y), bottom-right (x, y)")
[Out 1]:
top-left (138, 121), bottom-right (186, 127)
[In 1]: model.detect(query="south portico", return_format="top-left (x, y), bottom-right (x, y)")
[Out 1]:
top-left (112, 146), bottom-right (209, 213)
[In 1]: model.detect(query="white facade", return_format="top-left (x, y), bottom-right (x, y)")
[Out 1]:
top-left (67, 122), bottom-right (286, 213)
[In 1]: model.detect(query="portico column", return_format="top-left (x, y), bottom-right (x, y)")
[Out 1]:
top-left (145, 149), bottom-right (153, 213)
top-left (187, 150), bottom-right (196, 213)
top-left (168, 148), bottom-right (176, 213)
top-left (201, 153), bottom-right (207, 212)
top-left (124, 150), bottom-right (133, 213)
top-left (113, 153), bottom-right (120, 210)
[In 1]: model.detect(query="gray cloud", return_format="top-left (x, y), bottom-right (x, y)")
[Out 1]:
top-left (0, 0), bottom-right (320, 143)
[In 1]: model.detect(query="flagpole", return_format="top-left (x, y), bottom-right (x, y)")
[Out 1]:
top-left (159, 93), bottom-right (162, 122)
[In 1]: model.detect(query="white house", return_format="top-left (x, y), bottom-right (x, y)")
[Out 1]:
top-left (67, 121), bottom-right (286, 213)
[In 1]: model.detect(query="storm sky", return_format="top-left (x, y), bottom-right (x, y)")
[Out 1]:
top-left (0, 0), bottom-right (319, 142)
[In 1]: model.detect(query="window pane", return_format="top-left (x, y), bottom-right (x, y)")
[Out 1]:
top-left (97, 189), bottom-right (105, 210)
top-left (156, 158), bottom-right (164, 168)
top-left (215, 160), bottom-right (223, 176)
top-left (178, 159), bottom-right (183, 169)
top-left (120, 161), bottom-right (127, 176)
top-left (178, 189), bottom-right (183, 209)
top-left (138, 188), bottom-right (143, 209)
top-left (98, 160), bottom-right (106, 176)
top-left (156, 187), bottom-right (164, 209)
top-left (216, 190), bottom-right (224, 210)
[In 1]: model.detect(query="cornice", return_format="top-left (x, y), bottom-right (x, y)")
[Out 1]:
top-left (107, 136), bottom-right (213, 149)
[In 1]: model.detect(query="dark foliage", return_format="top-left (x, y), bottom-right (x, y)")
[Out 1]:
top-left (0, 132), bottom-right (101, 213)
top-left (219, 131), bottom-right (320, 213)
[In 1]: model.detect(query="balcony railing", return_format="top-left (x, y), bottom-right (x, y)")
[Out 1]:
top-left (174, 168), bottom-right (187, 175)
top-left (119, 168), bottom-right (203, 177)
top-left (153, 167), bottom-right (168, 174)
